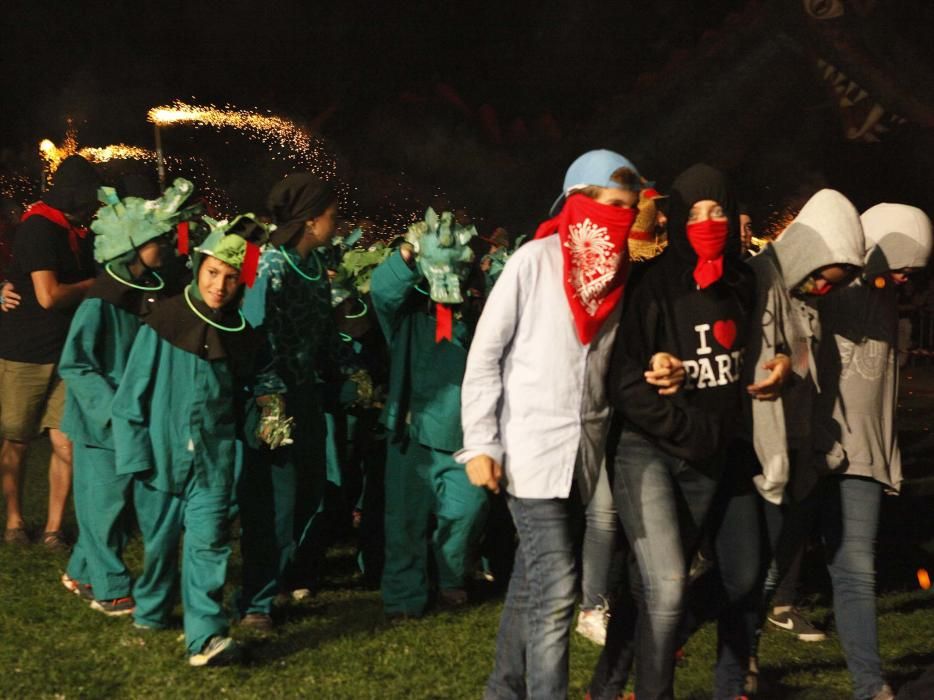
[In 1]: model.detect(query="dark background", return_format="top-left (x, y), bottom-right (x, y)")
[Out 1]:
top-left (2, 0), bottom-right (933, 235)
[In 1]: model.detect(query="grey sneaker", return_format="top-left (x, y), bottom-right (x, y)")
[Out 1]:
top-left (576, 603), bottom-right (610, 646)
top-left (870, 683), bottom-right (895, 700)
top-left (767, 607), bottom-right (827, 642)
top-left (188, 635), bottom-right (240, 667)
top-left (90, 597), bottom-right (135, 617)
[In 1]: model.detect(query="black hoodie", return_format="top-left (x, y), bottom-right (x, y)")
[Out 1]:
top-left (607, 164), bottom-right (755, 464)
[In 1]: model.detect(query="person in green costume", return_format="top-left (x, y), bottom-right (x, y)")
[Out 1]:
top-left (112, 214), bottom-right (268, 667)
top-left (238, 173), bottom-right (342, 628)
top-left (59, 176), bottom-right (199, 616)
top-left (371, 208), bottom-right (489, 617)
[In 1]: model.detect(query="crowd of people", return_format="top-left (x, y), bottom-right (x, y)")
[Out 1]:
top-left (0, 148), bottom-right (930, 699)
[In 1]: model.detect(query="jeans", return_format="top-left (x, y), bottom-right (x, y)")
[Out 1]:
top-left (485, 494), bottom-right (578, 699)
top-left (682, 440), bottom-right (764, 699)
top-left (606, 428), bottom-right (720, 700)
top-left (581, 464), bottom-right (620, 610)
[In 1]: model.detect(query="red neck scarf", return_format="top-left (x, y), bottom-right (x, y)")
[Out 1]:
top-left (535, 193), bottom-right (636, 345)
top-left (21, 201), bottom-right (89, 263)
top-left (686, 219), bottom-right (728, 289)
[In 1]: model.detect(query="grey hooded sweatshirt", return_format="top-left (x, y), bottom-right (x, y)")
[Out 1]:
top-left (816, 204), bottom-right (932, 493)
top-left (744, 189), bottom-right (865, 504)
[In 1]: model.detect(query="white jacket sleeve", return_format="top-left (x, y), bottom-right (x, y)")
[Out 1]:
top-left (455, 250), bottom-right (526, 466)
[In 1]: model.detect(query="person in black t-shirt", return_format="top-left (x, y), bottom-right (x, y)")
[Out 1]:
top-left (0, 155), bottom-right (100, 549)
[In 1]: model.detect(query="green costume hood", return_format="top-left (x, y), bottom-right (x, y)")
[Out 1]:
top-left (91, 178), bottom-right (200, 263)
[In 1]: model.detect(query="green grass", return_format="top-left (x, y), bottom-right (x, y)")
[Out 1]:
top-left (2, 438), bottom-right (933, 699)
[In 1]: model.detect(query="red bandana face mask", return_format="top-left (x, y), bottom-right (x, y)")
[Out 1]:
top-left (686, 218), bottom-right (729, 289)
top-left (535, 193), bottom-right (636, 344)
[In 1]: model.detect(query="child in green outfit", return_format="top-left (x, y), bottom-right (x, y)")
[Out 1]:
top-left (59, 178), bottom-right (198, 616)
top-left (112, 215), bottom-right (268, 666)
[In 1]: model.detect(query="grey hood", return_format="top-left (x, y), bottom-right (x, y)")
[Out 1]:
top-left (771, 189), bottom-right (865, 290)
top-left (860, 203), bottom-right (933, 278)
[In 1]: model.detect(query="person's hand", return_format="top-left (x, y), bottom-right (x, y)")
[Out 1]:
top-left (399, 242), bottom-right (415, 265)
top-left (645, 352), bottom-right (685, 395)
top-left (0, 281), bottom-right (21, 312)
top-left (466, 454), bottom-right (503, 494)
top-left (747, 353), bottom-right (791, 401)
top-left (255, 394), bottom-right (294, 449)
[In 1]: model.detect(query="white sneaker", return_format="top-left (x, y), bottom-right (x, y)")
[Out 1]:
top-left (576, 605), bottom-right (609, 646)
top-left (188, 635), bottom-right (239, 667)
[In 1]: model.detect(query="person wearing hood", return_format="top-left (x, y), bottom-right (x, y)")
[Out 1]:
top-left (111, 215), bottom-right (267, 667)
top-left (237, 173), bottom-right (342, 628)
top-left (587, 164), bottom-right (754, 700)
top-left (740, 189), bottom-right (866, 693)
top-left (0, 155), bottom-right (101, 548)
top-left (458, 150), bottom-right (680, 699)
top-left (57, 177), bottom-right (199, 615)
top-left (804, 204), bottom-right (930, 700)
top-left (371, 207), bottom-right (489, 619)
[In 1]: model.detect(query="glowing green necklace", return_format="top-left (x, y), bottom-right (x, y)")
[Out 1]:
top-left (344, 298), bottom-right (368, 319)
top-left (105, 262), bottom-right (165, 291)
top-left (283, 249), bottom-right (322, 281)
top-left (183, 286), bottom-right (246, 332)
top-left (414, 283), bottom-right (430, 296)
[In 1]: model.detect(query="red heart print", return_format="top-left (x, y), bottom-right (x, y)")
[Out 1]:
top-left (713, 319), bottom-right (737, 350)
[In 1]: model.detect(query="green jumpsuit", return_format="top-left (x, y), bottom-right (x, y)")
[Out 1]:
top-left (112, 321), bottom-right (241, 654)
top-left (371, 251), bottom-right (488, 616)
top-left (239, 246), bottom-right (339, 613)
top-left (60, 292), bottom-right (147, 601)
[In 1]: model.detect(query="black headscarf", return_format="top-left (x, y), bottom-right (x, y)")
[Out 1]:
top-left (44, 155), bottom-right (102, 216)
top-left (266, 173), bottom-right (337, 248)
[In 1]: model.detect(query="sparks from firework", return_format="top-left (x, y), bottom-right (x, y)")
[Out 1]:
top-left (147, 100), bottom-right (336, 178)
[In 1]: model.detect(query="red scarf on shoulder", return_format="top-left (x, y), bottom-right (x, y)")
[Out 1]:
top-left (534, 193), bottom-right (636, 345)
top-left (21, 201), bottom-right (89, 264)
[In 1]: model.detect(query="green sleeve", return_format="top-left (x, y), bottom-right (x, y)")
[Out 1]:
top-left (58, 299), bottom-right (117, 432)
top-left (112, 325), bottom-right (159, 474)
top-left (370, 250), bottom-right (421, 342)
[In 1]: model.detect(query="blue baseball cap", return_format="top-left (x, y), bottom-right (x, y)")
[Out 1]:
top-left (549, 149), bottom-right (643, 216)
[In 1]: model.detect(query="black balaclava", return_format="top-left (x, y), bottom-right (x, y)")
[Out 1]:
top-left (44, 155), bottom-right (102, 216)
top-left (666, 163), bottom-right (741, 268)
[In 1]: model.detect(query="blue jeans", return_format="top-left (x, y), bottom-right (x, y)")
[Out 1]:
top-left (681, 440), bottom-right (764, 699)
top-left (582, 464), bottom-right (620, 609)
top-left (608, 429), bottom-right (720, 700)
top-left (485, 494), bottom-right (578, 699)
top-left (767, 475), bottom-right (884, 700)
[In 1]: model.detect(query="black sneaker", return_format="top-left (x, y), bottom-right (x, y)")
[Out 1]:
top-left (239, 613), bottom-right (274, 633)
top-left (767, 607), bottom-right (827, 642)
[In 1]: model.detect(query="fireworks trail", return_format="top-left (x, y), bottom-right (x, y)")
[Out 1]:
top-left (147, 100), bottom-right (337, 179)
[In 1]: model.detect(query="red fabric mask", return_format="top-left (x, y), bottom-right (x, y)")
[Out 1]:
top-left (21, 201), bottom-right (89, 265)
top-left (535, 193), bottom-right (636, 344)
top-left (686, 219), bottom-right (729, 289)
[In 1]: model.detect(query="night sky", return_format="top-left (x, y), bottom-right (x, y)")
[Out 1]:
top-left (2, 0), bottom-right (933, 232)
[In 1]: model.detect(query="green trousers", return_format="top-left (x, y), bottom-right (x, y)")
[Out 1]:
top-left (66, 444), bottom-right (133, 600)
top-left (381, 435), bottom-right (489, 616)
top-left (133, 479), bottom-right (231, 654)
top-left (239, 386), bottom-right (327, 610)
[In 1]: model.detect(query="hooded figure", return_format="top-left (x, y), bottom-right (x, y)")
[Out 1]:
top-left (594, 164), bottom-right (755, 700)
top-left (111, 215), bottom-right (267, 667)
top-left (817, 203), bottom-right (932, 492)
top-left (744, 188), bottom-right (865, 504)
top-left (58, 178), bottom-right (199, 615)
top-left (769, 204), bottom-right (926, 700)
